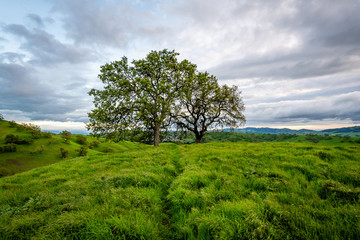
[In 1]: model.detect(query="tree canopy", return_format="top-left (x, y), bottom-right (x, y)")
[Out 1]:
top-left (88, 49), bottom-right (245, 146)
top-left (87, 49), bottom-right (196, 146)
top-left (172, 72), bottom-right (245, 143)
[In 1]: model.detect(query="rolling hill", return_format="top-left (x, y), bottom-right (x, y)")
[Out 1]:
top-left (224, 126), bottom-right (360, 137)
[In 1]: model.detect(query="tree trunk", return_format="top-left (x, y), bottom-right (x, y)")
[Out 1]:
top-left (195, 132), bottom-right (202, 143)
top-left (154, 125), bottom-right (160, 147)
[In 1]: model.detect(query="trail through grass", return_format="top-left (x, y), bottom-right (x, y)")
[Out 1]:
top-left (0, 142), bottom-right (359, 239)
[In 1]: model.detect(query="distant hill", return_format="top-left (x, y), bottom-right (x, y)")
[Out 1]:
top-left (321, 126), bottom-right (360, 137)
top-left (223, 126), bottom-right (360, 137)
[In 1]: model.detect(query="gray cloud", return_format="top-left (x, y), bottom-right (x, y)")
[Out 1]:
top-left (0, 59), bottom-right (92, 122)
top-left (246, 91), bottom-right (360, 124)
top-left (3, 24), bottom-right (96, 65)
top-left (208, 0), bottom-right (360, 81)
top-left (26, 14), bottom-right (44, 28)
top-left (52, 0), bottom-right (168, 48)
top-left (1, 0), bottom-right (359, 129)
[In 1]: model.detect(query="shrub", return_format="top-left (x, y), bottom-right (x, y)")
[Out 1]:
top-left (0, 113), bottom-right (3, 120)
top-left (76, 146), bottom-right (88, 156)
top-left (76, 135), bottom-right (87, 145)
top-left (0, 168), bottom-right (13, 177)
top-left (60, 148), bottom-right (69, 158)
top-left (61, 130), bottom-right (72, 143)
top-left (102, 146), bottom-right (115, 153)
top-left (20, 123), bottom-right (42, 139)
top-left (92, 140), bottom-right (100, 147)
top-left (4, 134), bottom-right (33, 145)
top-left (8, 120), bottom-right (18, 128)
top-left (0, 143), bottom-right (17, 153)
top-left (5, 134), bottom-right (20, 144)
top-left (42, 132), bottom-right (52, 138)
top-left (30, 145), bottom-right (46, 154)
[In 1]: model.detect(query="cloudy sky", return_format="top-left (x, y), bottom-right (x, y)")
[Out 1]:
top-left (0, 0), bottom-right (359, 132)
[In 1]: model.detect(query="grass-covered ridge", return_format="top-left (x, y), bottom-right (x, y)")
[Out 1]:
top-left (1, 142), bottom-right (359, 239)
top-left (0, 120), bottom-right (144, 177)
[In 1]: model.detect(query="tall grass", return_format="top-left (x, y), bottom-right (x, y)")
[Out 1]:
top-left (0, 142), bottom-right (359, 239)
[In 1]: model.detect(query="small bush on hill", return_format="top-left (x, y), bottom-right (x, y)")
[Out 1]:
top-left (48, 139), bottom-right (59, 145)
top-left (60, 148), bottom-right (69, 158)
top-left (102, 146), bottom-right (115, 153)
top-left (0, 113), bottom-right (3, 120)
top-left (5, 134), bottom-right (33, 145)
top-left (76, 135), bottom-right (87, 145)
top-left (61, 130), bottom-right (72, 143)
top-left (30, 145), bottom-right (46, 154)
top-left (42, 132), bottom-right (52, 138)
top-left (5, 134), bottom-right (19, 144)
top-left (76, 146), bottom-right (88, 156)
top-left (92, 140), bottom-right (100, 147)
top-left (0, 143), bottom-right (17, 153)
top-left (0, 167), bottom-right (12, 177)
top-left (8, 120), bottom-right (18, 128)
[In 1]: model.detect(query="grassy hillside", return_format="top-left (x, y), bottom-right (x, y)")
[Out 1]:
top-left (1, 142), bottom-right (359, 239)
top-left (0, 120), bottom-right (145, 177)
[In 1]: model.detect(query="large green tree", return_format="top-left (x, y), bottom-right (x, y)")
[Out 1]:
top-left (172, 72), bottom-right (246, 143)
top-left (87, 49), bottom-right (196, 146)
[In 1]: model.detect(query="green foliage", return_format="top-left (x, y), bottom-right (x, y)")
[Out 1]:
top-left (76, 146), bottom-right (88, 156)
top-left (4, 134), bottom-right (33, 145)
top-left (60, 130), bottom-right (72, 143)
top-left (0, 144), bottom-right (17, 153)
top-left (59, 148), bottom-right (69, 158)
top-left (173, 72), bottom-right (245, 143)
top-left (5, 134), bottom-right (19, 144)
top-left (8, 120), bottom-right (18, 128)
top-left (42, 131), bottom-right (52, 138)
top-left (87, 49), bottom-right (197, 146)
top-left (30, 145), bottom-right (46, 154)
top-left (20, 123), bottom-right (42, 139)
top-left (92, 140), bottom-right (100, 147)
top-left (76, 135), bottom-right (87, 145)
top-left (101, 146), bottom-right (114, 153)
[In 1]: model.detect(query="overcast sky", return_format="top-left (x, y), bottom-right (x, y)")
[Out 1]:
top-left (0, 0), bottom-right (359, 132)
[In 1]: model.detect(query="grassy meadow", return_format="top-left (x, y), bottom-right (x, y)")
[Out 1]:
top-left (1, 130), bottom-right (360, 239)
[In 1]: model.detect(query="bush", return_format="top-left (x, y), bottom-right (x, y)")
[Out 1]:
top-left (0, 113), bottom-right (3, 120)
top-left (5, 134), bottom-right (20, 144)
top-left (30, 145), bottom-right (46, 154)
top-left (76, 135), bottom-right (87, 145)
top-left (92, 140), bottom-right (100, 147)
top-left (61, 130), bottom-right (72, 143)
top-left (42, 132), bottom-right (52, 138)
top-left (48, 139), bottom-right (59, 145)
top-left (76, 146), bottom-right (88, 156)
top-left (0, 143), bottom-right (17, 153)
top-left (8, 120), bottom-right (18, 128)
top-left (4, 134), bottom-right (33, 145)
top-left (102, 146), bottom-right (115, 153)
top-left (60, 148), bottom-right (69, 158)
top-left (0, 168), bottom-right (13, 177)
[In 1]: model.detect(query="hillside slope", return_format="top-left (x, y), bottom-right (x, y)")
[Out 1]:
top-left (1, 142), bottom-right (359, 239)
top-left (0, 120), bottom-right (145, 177)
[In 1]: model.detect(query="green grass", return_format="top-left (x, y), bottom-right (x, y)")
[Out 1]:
top-left (1, 141), bottom-right (359, 239)
top-left (0, 120), bottom-right (145, 176)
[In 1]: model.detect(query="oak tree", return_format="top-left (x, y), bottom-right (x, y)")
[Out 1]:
top-left (87, 49), bottom-right (196, 146)
top-left (172, 72), bottom-right (245, 143)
